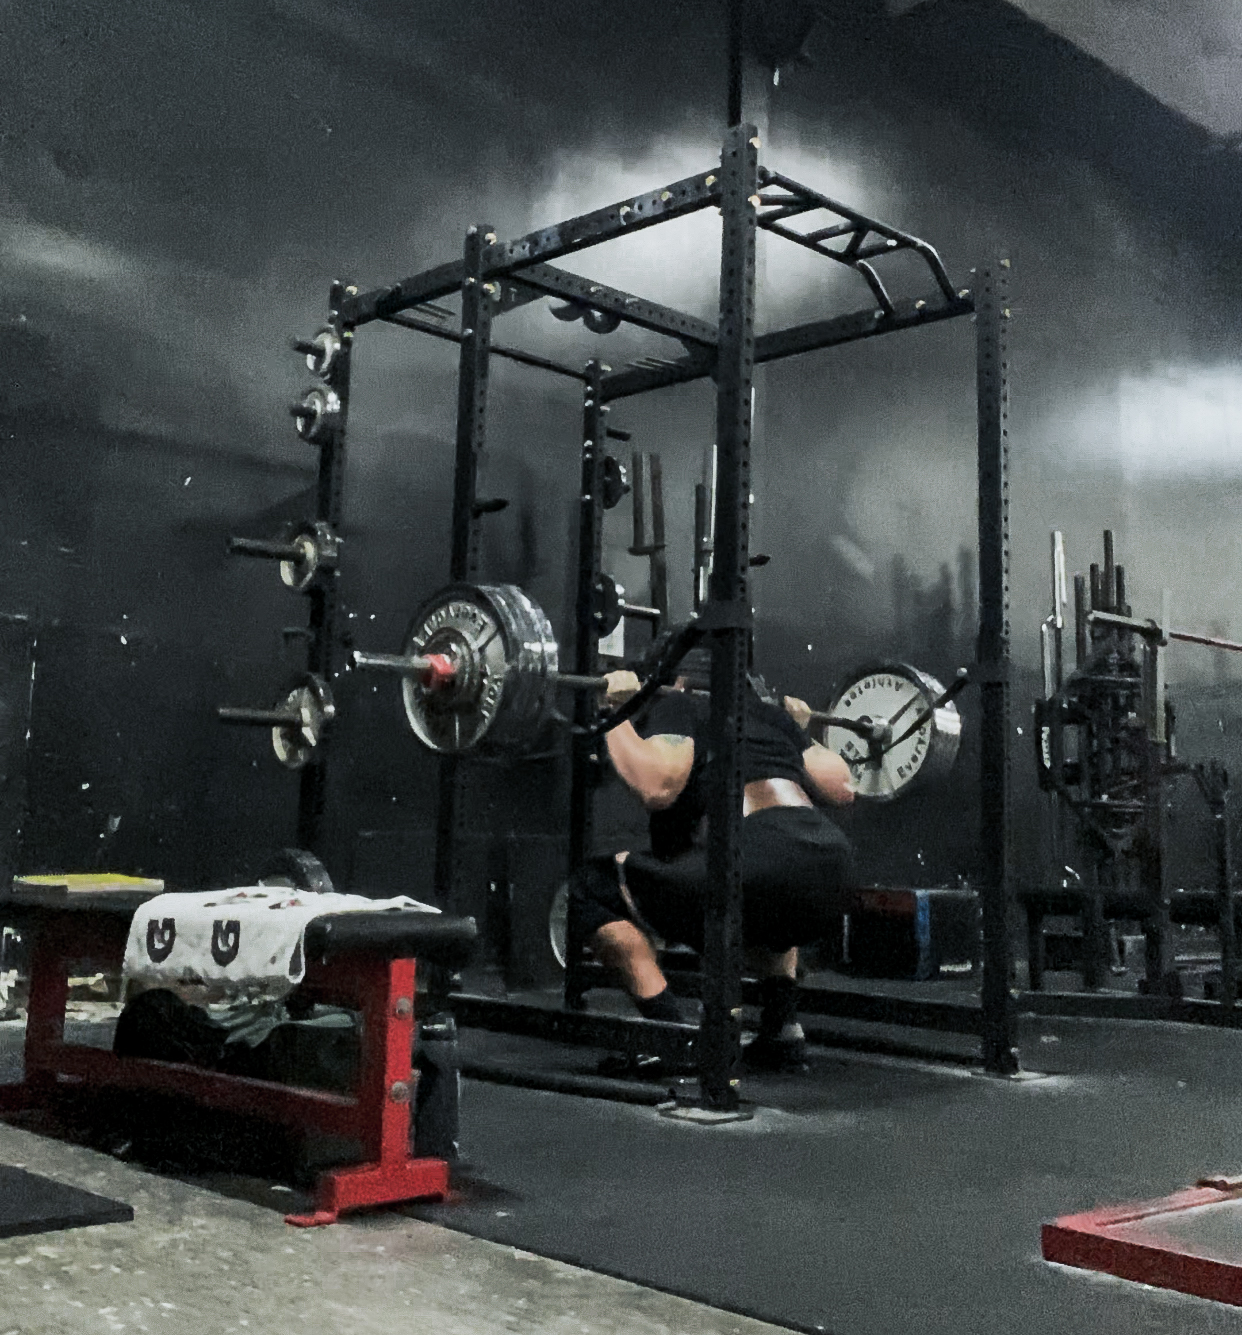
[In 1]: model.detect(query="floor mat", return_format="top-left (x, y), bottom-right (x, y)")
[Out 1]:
top-left (0, 1164), bottom-right (133, 1238)
top-left (410, 1028), bottom-right (1242, 1335)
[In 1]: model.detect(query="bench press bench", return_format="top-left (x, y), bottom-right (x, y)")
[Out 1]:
top-left (0, 881), bottom-right (477, 1226)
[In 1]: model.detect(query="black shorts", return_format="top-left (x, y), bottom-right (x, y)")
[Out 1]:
top-left (569, 806), bottom-right (852, 953)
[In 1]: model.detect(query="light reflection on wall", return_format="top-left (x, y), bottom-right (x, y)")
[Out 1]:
top-left (0, 214), bottom-right (303, 448)
top-left (1010, 361), bottom-right (1242, 680)
top-left (1114, 364), bottom-right (1242, 475)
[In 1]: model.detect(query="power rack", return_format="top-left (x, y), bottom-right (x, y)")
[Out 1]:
top-left (272, 123), bottom-right (1015, 1102)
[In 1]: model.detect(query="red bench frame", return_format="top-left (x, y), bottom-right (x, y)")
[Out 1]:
top-left (0, 904), bottom-right (448, 1226)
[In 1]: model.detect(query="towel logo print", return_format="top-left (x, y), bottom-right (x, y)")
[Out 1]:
top-left (210, 919), bottom-right (242, 967)
top-left (145, 918), bottom-right (176, 963)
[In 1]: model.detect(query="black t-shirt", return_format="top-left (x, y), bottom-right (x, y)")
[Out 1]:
top-left (635, 686), bottom-right (813, 860)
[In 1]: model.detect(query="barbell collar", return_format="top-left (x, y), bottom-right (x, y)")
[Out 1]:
top-left (218, 706), bottom-right (304, 728)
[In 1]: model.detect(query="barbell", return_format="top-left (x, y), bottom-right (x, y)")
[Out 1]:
top-left (348, 583), bottom-right (964, 798)
top-left (218, 582), bottom-right (964, 795)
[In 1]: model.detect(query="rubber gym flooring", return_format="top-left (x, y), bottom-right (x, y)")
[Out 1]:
top-left (7, 1011), bottom-right (1242, 1334)
top-left (413, 1017), bottom-right (1242, 1335)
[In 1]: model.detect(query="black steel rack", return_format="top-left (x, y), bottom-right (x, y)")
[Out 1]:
top-left (296, 123), bottom-right (1013, 1103)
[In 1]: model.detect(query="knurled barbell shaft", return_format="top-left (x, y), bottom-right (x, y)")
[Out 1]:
top-left (356, 647), bottom-right (885, 727)
top-left (229, 536), bottom-right (303, 561)
top-left (355, 635), bottom-right (917, 740)
top-left (218, 706), bottom-right (303, 728)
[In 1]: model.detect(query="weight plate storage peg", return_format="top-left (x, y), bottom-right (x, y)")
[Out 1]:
top-left (820, 662), bottom-right (962, 801)
top-left (601, 456), bottom-right (630, 510)
top-left (591, 574), bottom-right (624, 637)
top-left (229, 521), bottom-right (340, 594)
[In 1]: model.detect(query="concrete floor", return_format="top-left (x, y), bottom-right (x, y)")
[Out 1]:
top-left (0, 1119), bottom-right (789, 1335)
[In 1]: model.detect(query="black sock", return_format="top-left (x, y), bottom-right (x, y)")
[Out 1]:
top-left (636, 988), bottom-right (683, 1024)
top-left (758, 976), bottom-right (799, 1037)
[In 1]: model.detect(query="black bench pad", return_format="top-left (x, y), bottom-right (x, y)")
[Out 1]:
top-left (303, 912), bottom-right (477, 967)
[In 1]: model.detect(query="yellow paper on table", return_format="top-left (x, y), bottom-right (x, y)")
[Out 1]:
top-left (12, 873), bottom-right (165, 898)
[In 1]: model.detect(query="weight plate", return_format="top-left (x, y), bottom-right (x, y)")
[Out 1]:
top-left (548, 882), bottom-right (569, 969)
top-left (822, 662), bottom-right (961, 802)
top-left (304, 326), bottom-right (342, 378)
top-left (259, 847), bottom-right (336, 895)
top-left (279, 520), bottom-right (339, 594)
top-left (591, 574), bottom-right (623, 637)
top-left (294, 385), bottom-right (341, 445)
top-left (399, 583), bottom-right (559, 755)
top-left (270, 674), bottom-right (335, 770)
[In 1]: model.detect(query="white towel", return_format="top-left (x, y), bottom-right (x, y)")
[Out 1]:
top-left (123, 886), bottom-right (439, 1004)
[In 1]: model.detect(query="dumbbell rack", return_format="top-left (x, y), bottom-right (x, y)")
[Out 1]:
top-left (223, 122), bottom-right (1016, 1103)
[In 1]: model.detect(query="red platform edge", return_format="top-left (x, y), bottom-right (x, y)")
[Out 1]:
top-left (1043, 1183), bottom-right (1242, 1306)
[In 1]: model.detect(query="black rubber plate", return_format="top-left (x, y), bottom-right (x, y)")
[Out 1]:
top-left (0, 1165), bottom-right (133, 1239)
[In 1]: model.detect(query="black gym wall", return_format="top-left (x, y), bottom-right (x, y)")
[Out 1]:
top-left (3, 1), bottom-right (1240, 939)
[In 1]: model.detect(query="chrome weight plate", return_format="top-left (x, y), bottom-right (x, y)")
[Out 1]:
top-left (270, 675), bottom-right (336, 770)
top-left (279, 520), bottom-right (340, 594)
top-left (399, 583), bottom-right (559, 755)
top-left (821, 662), bottom-right (961, 802)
